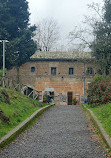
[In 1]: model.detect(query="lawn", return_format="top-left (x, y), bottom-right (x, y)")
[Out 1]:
top-left (0, 87), bottom-right (48, 139)
top-left (87, 103), bottom-right (111, 137)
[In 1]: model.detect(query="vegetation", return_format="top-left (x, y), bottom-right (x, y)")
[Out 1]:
top-left (87, 103), bottom-right (111, 137)
top-left (35, 18), bottom-right (60, 52)
top-left (72, 98), bottom-right (77, 105)
top-left (43, 95), bottom-right (47, 103)
top-left (0, 87), bottom-right (47, 139)
top-left (89, 0), bottom-right (111, 76)
top-left (0, 0), bottom-right (37, 69)
top-left (0, 70), bottom-right (3, 81)
top-left (92, 75), bottom-right (103, 82)
top-left (87, 76), bottom-right (111, 107)
top-left (87, 75), bottom-right (111, 137)
top-left (69, 0), bottom-right (111, 76)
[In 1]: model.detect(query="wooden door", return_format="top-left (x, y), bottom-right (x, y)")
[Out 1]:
top-left (67, 92), bottom-right (73, 105)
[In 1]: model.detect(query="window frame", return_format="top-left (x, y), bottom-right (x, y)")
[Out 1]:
top-left (31, 66), bottom-right (35, 73)
top-left (97, 69), bottom-right (102, 75)
top-left (86, 67), bottom-right (94, 75)
top-left (69, 68), bottom-right (74, 75)
top-left (51, 67), bottom-right (56, 76)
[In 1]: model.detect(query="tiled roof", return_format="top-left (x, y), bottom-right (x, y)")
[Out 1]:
top-left (30, 51), bottom-right (94, 60)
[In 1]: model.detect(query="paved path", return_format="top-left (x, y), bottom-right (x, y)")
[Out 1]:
top-left (0, 105), bottom-right (107, 158)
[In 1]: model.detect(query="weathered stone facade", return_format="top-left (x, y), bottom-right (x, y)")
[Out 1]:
top-left (7, 51), bottom-right (99, 105)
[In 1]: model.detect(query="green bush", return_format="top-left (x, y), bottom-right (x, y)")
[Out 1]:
top-left (43, 95), bottom-right (47, 102)
top-left (72, 98), bottom-right (77, 105)
top-left (0, 69), bottom-right (6, 81)
top-left (0, 93), bottom-right (5, 102)
top-left (92, 75), bottom-right (103, 82)
top-left (87, 79), bottom-right (111, 107)
top-left (0, 70), bottom-right (3, 76)
top-left (0, 70), bottom-right (3, 81)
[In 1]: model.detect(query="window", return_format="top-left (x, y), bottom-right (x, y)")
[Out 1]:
top-left (86, 67), bottom-right (94, 75)
top-left (97, 69), bottom-right (102, 75)
top-left (31, 67), bottom-right (35, 72)
top-left (69, 68), bottom-right (74, 75)
top-left (51, 67), bottom-right (56, 75)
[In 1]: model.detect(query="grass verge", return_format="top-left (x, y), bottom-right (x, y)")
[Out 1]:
top-left (82, 104), bottom-right (111, 157)
top-left (0, 87), bottom-right (48, 139)
top-left (86, 103), bottom-right (111, 137)
top-left (0, 104), bottom-right (53, 148)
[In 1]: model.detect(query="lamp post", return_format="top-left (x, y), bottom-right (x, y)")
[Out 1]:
top-left (84, 62), bottom-right (86, 101)
top-left (0, 40), bottom-right (9, 87)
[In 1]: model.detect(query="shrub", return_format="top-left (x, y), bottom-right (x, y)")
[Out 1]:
top-left (92, 75), bottom-right (103, 82)
top-left (43, 95), bottom-right (47, 103)
top-left (72, 98), bottom-right (77, 105)
top-left (0, 70), bottom-right (3, 81)
top-left (0, 93), bottom-right (4, 102)
top-left (87, 79), bottom-right (111, 107)
top-left (0, 69), bottom-right (6, 82)
top-left (0, 70), bottom-right (3, 76)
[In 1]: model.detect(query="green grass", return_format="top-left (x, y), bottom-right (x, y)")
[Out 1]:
top-left (87, 103), bottom-right (111, 137)
top-left (0, 87), bottom-right (48, 139)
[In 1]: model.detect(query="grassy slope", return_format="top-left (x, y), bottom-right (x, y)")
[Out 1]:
top-left (88, 103), bottom-right (111, 137)
top-left (0, 88), bottom-right (47, 139)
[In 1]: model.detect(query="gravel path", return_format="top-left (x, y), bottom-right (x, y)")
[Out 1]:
top-left (0, 105), bottom-right (107, 158)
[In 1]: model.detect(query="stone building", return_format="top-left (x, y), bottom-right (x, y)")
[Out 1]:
top-left (7, 51), bottom-right (99, 105)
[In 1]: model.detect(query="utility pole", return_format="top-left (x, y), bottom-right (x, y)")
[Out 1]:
top-left (0, 40), bottom-right (9, 87)
top-left (84, 62), bottom-right (86, 102)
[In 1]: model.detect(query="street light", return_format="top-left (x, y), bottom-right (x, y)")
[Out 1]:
top-left (84, 62), bottom-right (85, 99)
top-left (0, 40), bottom-right (9, 87)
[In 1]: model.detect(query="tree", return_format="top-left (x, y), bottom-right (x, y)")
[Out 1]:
top-left (68, 26), bottom-right (92, 51)
top-left (0, 0), bottom-right (37, 69)
top-left (69, 1), bottom-right (111, 76)
top-left (104, 0), bottom-right (111, 23)
top-left (34, 18), bottom-right (60, 52)
top-left (90, 0), bottom-right (111, 76)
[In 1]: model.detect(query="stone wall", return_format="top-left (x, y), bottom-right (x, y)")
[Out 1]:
top-left (6, 60), bottom-right (99, 104)
top-left (35, 81), bottom-right (88, 105)
top-left (6, 62), bottom-right (37, 89)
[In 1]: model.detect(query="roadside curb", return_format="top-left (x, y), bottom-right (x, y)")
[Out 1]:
top-left (0, 104), bottom-right (54, 148)
top-left (82, 105), bottom-right (111, 149)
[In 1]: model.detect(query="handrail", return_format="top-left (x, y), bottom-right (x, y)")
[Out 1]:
top-left (0, 76), bottom-right (39, 100)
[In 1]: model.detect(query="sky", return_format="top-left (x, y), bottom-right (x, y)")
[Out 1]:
top-left (27, 0), bottom-right (104, 50)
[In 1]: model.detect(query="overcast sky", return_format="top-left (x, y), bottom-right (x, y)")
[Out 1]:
top-left (27, 0), bottom-right (104, 50)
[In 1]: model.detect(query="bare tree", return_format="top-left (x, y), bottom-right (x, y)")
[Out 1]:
top-left (68, 2), bottom-right (103, 51)
top-left (69, 26), bottom-right (92, 49)
top-left (34, 18), bottom-right (60, 52)
top-left (69, 1), bottom-right (111, 76)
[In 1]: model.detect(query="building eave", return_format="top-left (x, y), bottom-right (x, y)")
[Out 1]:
top-left (30, 58), bottom-right (95, 62)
